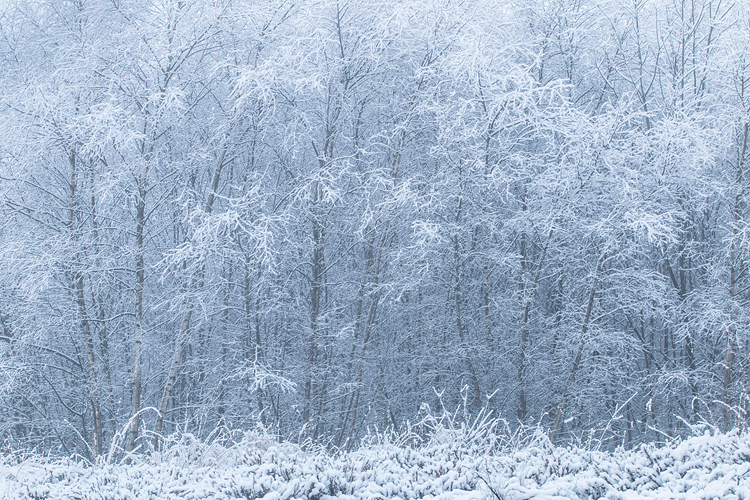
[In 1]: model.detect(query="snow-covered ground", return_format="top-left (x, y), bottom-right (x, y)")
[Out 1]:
top-left (3, 427), bottom-right (750, 499)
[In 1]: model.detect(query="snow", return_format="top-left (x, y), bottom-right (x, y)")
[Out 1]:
top-left (3, 430), bottom-right (750, 499)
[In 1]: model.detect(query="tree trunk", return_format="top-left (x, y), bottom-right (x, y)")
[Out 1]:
top-left (68, 149), bottom-right (103, 457)
top-left (89, 165), bottom-right (117, 442)
top-left (724, 121), bottom-right (748, 430)
top-left (452, 194), bottom-right (481, 412)
top-left (517, 228), bottom-right (553, 422)
top-left (152, 149), bottom-right (227, 446)
top-left (303, 183), bottom-right (324, 437)
top-left (549, 253), bottom-right (604, 444)
top-left (75, 275), bottom-right (103, 457)
top-left (343, 224), bottom-right (389, 449)
top-left (126, 175), bottom-right (147, 453)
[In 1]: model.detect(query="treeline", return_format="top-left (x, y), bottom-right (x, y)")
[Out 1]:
top-left (0, 0), bottom-right (749, 458)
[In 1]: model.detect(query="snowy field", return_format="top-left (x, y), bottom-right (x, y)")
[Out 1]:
top-left (2, 427), bottom-right (750, 499)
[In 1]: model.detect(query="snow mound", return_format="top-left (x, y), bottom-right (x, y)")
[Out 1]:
top-left (3, 430), bottom-right (750, 499)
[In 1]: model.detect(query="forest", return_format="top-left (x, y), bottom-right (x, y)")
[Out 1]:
top-left (1, 0), bottom-right (749, 461)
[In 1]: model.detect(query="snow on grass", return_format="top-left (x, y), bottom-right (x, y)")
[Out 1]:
top-left (4, 427), bottom-right (750, 499)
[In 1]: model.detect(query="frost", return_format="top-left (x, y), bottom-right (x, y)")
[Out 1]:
top-left (4, 430), bottom-right (750, 499)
